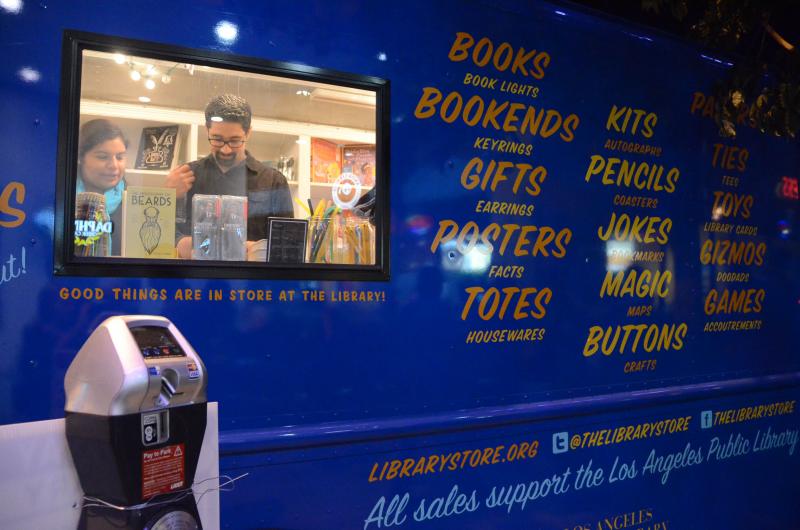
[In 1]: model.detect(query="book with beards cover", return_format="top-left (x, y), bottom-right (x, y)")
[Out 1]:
top-left (120, 186), bottom-right (177, 258)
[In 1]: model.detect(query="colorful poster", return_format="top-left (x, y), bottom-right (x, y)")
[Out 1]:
top-left (311, 138), bottom-right (342, 183)
top-left (342, 144), bottom-right (376, 188)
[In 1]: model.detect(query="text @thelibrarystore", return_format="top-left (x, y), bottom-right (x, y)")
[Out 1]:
top-left (562, 416), bottom-right (692, 452)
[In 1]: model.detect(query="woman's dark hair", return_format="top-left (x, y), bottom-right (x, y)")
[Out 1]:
top-left (78, 119), bottom-right (128, 160)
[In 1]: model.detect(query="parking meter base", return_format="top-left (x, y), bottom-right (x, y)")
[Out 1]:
top-left (66, 404), bottom-right (207, 507)
top-left (78, 495), bottom-right (202, 530)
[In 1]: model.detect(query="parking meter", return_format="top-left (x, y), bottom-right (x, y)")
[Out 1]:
top-left (65, 315), bottom-right (207, 530)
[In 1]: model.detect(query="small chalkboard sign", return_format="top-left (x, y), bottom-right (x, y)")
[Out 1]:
top-left (267, 218), bottom-right (308, 263)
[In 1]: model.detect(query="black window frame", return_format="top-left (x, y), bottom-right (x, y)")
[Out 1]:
top-left (54, 30), bottom-right (390, 281)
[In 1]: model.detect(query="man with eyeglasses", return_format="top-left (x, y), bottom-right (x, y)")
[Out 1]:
top-left (166, 93), bottom-right (294, 259)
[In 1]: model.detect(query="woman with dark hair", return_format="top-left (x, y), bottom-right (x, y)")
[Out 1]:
top-left (76, 118), bottom-right (128, 255)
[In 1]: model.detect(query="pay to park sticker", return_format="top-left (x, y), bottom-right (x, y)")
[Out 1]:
top-left (142, 443), bottom-right (185, 499)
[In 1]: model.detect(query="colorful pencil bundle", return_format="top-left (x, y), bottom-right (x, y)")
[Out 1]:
top-left (304, 200), bottom-right (374, 265)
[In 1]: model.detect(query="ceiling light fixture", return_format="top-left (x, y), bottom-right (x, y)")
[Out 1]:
top-left (310, 88), bottom-right (376, 108)
top-left (160, 63), bottom-right (180, 84)
top-left (124, 60), bottom-right (183, 89)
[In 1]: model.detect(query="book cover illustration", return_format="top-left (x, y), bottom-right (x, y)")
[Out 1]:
top-left (139, 207), bottom-right (161, 254)
top-left (342, 145), bottom-right (376, 188)
top-left (135, 125), bottom-right (180, 170)
top-left (311, 138), bottom-right (341, 183)
top-left (121, 186), bottom-right (176, 258)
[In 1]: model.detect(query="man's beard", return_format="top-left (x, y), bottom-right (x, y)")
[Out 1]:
top-left (214, 152), bottom-right (239, 170)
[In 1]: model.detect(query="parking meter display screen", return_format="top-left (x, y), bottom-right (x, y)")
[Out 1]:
top-left (130, 326), bottom-right (186, 358)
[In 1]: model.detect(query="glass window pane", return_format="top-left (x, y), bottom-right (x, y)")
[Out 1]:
top-left (61, 40), bottom-right (386, 279)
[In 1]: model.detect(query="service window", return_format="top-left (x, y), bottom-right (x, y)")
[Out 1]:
top-left (55, 31), bottom-right (389, 280)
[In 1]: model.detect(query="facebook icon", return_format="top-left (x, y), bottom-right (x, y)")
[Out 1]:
top-left (701, 410), bottom-right (713, 429)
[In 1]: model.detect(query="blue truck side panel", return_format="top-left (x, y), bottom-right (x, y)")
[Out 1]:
top-left (0, 1), bottom-right (798, 528)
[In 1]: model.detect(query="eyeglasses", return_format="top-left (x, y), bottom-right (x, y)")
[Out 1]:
top-left (208, 137), bottom-right (245, 148)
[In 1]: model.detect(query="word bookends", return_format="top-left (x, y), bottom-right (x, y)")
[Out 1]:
top-left (121, 186), bottom-right (176, 258)
top-left (135, 125), bottom-right (180, 170)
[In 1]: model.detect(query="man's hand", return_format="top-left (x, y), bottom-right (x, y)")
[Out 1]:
top-left (176, 236), bottom-right (193, 259)
top-left (165, 164), bottom-right (195, 198)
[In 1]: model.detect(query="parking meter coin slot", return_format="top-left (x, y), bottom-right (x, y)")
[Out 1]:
top-left (162, 375), bottom-right (177, 398)
top-left (142, 359), bottom-right (202, 412)
top-left (142, 410), bottom-right (169, 446)
top-left (142, 413), bottom-right (159, 446)
top-left (161, 379), bottom-right (174, 398)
